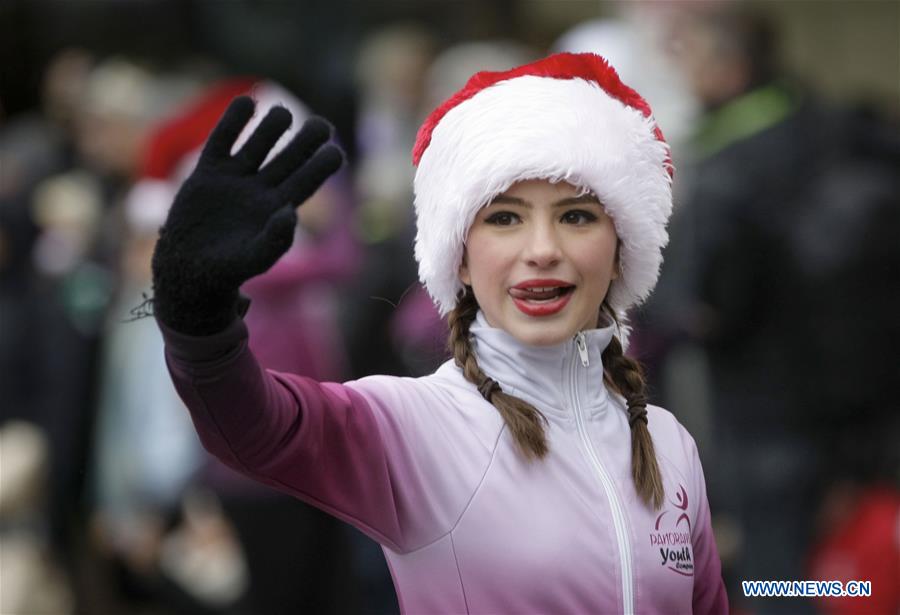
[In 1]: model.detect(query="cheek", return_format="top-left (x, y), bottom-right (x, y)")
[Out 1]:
top-left (574, 233), bottom-right (619, 284)
top-left (460, 232), bottom-right (508, 288)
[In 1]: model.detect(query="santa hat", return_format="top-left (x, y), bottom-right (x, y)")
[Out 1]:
top-left (412, 52), bottom-right (673, 328)
top-left (126, 78), bottom-right (309, 234)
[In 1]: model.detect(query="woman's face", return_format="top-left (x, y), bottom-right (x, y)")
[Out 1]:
top-left (459, 179), bottom-right (619, 346)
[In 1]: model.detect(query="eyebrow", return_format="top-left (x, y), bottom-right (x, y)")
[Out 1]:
top-left (489, 194), bottom-right (602, 207)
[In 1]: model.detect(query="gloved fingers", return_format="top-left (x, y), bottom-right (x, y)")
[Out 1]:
top-left (259, 116), bottom-right (334, 186)
top-left (276, 144), bottom-right (344, 206)
top-left (240, 205), bottom-right (298, 278)
top-left (233, 105), bottom-right (292, 172)
top-left (199, 96), bottom-right (256, 165)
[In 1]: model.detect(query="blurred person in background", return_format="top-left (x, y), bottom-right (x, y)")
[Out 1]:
top-left (343, 24), bottom-right (439, 382)
top-left (0, 46), bottom-right (94, 440)
top-left (0, 47), bottom-right (91, 207)
top-left (642, 4), bottom-right (900, 613)
top-left (40, 57), bottom-right (200, 612)
top-left (90, 76), bottom-right (363, 615)
top-left (85, 70), bottom-right (218, 613)
top-left (0, 50), bottom-right (163, 612)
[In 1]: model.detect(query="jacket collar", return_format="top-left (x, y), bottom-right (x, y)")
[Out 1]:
top-left (468, 311), bottom-right (617, 421)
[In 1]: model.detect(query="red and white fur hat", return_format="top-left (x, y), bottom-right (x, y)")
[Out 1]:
top-left (412, 52), bottom-right (673, 329)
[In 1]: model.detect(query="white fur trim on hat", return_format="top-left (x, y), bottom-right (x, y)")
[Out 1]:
top-left (413, 54), bottom-right (673, 325)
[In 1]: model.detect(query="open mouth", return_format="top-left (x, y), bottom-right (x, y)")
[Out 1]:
top-left (509, 283), bottom-right (575, 316)
top-left (508, 285), bottom-right (575, 302)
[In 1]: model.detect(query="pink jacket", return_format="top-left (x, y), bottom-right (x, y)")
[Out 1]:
top-left (160, 311), bottom-right (728, 614)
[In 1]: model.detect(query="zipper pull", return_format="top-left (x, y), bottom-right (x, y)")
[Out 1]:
top-left (575, 332), bottom-right (590, 367)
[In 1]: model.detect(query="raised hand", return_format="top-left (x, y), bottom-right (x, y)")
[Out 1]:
top-left (151, 96), bottom-right (344, 335)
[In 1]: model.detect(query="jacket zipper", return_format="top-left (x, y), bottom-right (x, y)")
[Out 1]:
top-left (571, 332), bottom-right (634, 614)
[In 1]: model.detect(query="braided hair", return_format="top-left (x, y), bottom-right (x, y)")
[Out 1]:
top-left (600, 304), bottom-right (664, 510)
top-left (447, 289), bottom-right (664, 509)
top-left (447, 289), bottom-right (549, 460)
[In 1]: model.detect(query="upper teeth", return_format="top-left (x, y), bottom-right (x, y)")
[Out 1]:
top-left (527, 287), bottom-right (560, 292)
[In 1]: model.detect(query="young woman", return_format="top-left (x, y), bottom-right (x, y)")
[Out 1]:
top-left (150, 53), bottom-right (728, 614)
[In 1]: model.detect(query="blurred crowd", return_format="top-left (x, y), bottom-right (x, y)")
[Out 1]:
top-left (1, 3), bottom-right (898, 615)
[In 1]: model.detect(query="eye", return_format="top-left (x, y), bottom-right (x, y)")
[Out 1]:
top-left (484, 211), bottom-right (521, 226)
top-left (561, 209), bottom-right (598, 225)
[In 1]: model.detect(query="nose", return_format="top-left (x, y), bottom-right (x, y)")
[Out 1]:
top-left (523, 220), bottom-right (562, 268)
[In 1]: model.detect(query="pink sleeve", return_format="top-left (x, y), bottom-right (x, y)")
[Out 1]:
top-left (159, 317), bottom-right (408, 551)
top-left (688, 440), bottom-right (730, 614)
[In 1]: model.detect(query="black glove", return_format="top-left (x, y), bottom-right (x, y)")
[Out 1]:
top-left (151, 96), bottom-right (344, 335)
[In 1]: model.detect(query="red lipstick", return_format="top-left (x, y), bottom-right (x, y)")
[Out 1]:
top-left (509, 279), bottom-right (575, 317)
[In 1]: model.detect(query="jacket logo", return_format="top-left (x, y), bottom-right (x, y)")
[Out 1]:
top-left (648, 484), bottom-right (694, 576)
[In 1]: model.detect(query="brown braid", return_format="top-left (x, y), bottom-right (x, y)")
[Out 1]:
top-left (447, 291), bottom-right (663, 508)
top-left (447, 289), bottom-right (549, 460)
top-left (601, 306), bottom-right (665, 510)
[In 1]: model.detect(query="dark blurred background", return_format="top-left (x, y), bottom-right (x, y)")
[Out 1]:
top-left (1, 1), bottom-right (897, 614)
